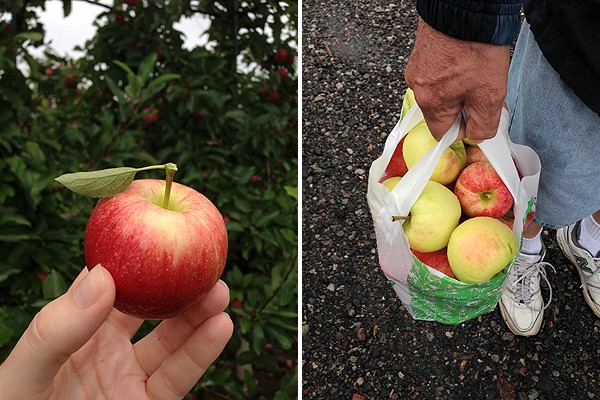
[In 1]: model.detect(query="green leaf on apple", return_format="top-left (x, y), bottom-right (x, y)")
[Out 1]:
top-left (55, 167), bottom-right (139, 198)
top-left (55, 163), bottom-right (177, 198)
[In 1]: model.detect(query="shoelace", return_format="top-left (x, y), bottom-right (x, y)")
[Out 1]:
top-left (579, 257), bottom-right (600, 289)
top-left (512, 260), bottom-right (555, 312)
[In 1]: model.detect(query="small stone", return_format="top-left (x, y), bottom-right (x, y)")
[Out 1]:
top-left (326, 283), bottom-right (335, 291)
top-left (314, 95), bottom-right (325, 102)
top-left (356, 377), bottom-right (365, 386)
top-left (357, 327), bottom-right (366, 341)
top-left (302, 324), bottom-right (309, 336)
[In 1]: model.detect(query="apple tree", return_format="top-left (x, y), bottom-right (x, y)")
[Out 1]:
top-left (0, 1), bottom-right (297, 398)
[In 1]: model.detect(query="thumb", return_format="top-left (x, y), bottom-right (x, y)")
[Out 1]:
top-left (0, 265), bottom-right (115, 398)
top-left (420, 105), bottom-right (463, 141)
top-left (464, 102), bottom-right (503, 142)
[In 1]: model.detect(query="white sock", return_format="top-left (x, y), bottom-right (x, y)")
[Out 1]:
top-left (521, 231), bottom-right (543, 255)
top-left (579, 215), bottom-right (600, 257)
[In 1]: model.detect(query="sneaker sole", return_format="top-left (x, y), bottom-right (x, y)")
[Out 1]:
top-left (556, 228), bottom-right (600, 319)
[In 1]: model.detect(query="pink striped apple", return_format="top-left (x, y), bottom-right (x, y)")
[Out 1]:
top-left (84, 179), bottom-right (228, 319)
top-left (454, 161), bottom-right (513, 218)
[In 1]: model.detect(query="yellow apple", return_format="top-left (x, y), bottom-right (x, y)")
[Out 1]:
top-left (402, 123), bottom-right (467, 185)
top-left (447, 217), bottom-right (518, 284)
top-left (383, 177), bottom-right (461, 252)
top-left (463, 137), bottom-right (479, 146)
top-left (401, 87), bottom-right (417, 118)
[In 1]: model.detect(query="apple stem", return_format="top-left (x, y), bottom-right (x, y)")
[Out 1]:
top-left (162, 163), bottom-right (178, 209)
top-left (391, 215), bottom-right (410, 222)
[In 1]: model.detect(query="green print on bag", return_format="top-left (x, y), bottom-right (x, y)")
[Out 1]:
top-left (407, 257), bottom-right (512, 324)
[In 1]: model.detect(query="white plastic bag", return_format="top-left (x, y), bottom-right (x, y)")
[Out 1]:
top-left (367, 104), bottom-right (541, 324)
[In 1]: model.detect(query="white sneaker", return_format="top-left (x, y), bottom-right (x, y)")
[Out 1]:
top-left (499, 244), bottom-right (554, 336)
top-left (556, 221), bottom-right (600, 318)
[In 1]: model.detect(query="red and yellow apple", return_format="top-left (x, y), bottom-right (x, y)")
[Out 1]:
top-left (383, 177), bottom-right (461, 252)
top-left (412, 247), bottom-right (457, 280)
top-left (447, 217), bottom-right (518, 284)
top-left (402, 124), bottom-right (467, 185)
top-left (454, 161), bottom-right (513, 218)
top-left (84, 179), bottom-right (228, 319)
top-left (465, 145), bottom-right (487, 165)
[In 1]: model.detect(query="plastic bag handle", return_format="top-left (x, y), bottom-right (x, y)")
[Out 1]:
top-left (477, 109), bottom-right (519, 201)
top-left (387, 105), bottom-right (461, 217)
top-left (388, 106), bottom-right (520, 219)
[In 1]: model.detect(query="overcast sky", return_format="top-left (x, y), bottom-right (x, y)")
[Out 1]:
top-left (33, 1), bottom-right (209, 58)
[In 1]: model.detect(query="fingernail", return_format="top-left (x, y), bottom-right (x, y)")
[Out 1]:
top-left (73, 266), bottom-right (106, 309)
top-left (218, 279), bottom-right (229, 293)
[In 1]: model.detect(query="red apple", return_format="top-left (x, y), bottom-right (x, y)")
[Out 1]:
top-left (285, 53), bottom-right (295, 66)
top-left (36, 269), bottom-right (48, 284)
top-left (231, 299), bottom-right (243, 308)
top-left (65, 74), bottom-right (78, 88)
top-left (84, 179), bottom-right (228, 319)
top-left (268, 91), bottom-right (281, 102)
top-left (465, 145), bottom-right (487, 165)
top-left (412, 248), bottom-right (457, 280)
top-left (524, 210), bottom-right (535, 230)
top-left (124, 0), bottom-right (140, 6)
top-left (454, 161), bottom-right (513, 218)
top-left (116, 13), bottom-right (127, 25)
top-left (274, 48), bottom-right (290, 65)
top-left (277, 67), bottom-right (289, 78)
top-left (384, 135), bottom-right (409, 178)
top-left (143, 106), bottom-right (159, 123)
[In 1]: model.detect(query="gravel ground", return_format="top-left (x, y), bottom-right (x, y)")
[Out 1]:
top-left (301, 1), bottom-right (600, 399)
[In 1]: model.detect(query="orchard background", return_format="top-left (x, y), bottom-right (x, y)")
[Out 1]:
top-left (0, 1), bottom-right (297, 398)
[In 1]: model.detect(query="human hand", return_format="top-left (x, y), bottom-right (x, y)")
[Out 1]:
top-left (0, 265), bottom-right (233, 400)
top-left (405, 18), bottom-right (511, 142)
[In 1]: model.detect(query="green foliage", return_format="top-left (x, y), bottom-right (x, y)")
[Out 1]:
top-left (0, 1), bottom-right (297, 398)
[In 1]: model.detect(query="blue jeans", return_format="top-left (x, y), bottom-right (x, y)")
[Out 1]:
top-left (506, 21), bottom-right (600, 229)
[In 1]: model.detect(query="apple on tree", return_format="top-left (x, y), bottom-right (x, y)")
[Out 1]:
top-left (454, 160), bottom-right (513, 218)
top-left (143, 106), bottom-right (159, 123)
top-left (383, 177), bottom-right (461, 252)
top-left (56, 163), bottom-right (228, 320)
